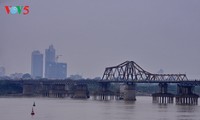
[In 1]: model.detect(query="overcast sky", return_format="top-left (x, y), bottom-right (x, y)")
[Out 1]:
top-left (1, 0), bottom-right (200, 79)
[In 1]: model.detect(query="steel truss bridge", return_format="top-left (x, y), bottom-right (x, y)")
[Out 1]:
top-left (101, 61), bottom-right (200, 85)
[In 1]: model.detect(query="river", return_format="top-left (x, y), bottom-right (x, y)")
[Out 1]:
top-left (0, 96), bottom-right (199, 120)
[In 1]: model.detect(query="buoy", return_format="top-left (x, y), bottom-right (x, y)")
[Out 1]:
top-left (33, 102), bottom-right (36, 107)
top-left (31, 108), bottom-right (35, 116)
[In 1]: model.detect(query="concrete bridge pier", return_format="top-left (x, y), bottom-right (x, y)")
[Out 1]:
top-left (98, 82), bottom-right (109, 100)
top-left (114, 90), bottom-right (121, 100)
top-left (93, 82), bottom-right (114, 100)
top-left (152, 83), bottom-right (174, 104)
top-left (176, 84), bottom-right (199, 105)
top-left (23, 84), bottom-right (35, 96)
top-left (41, 84), bottom-right (51, 97)
top-left (49, 84), bottom-right (67, 98)
top-left (72, 84), bottom-right (89, 99)
top-left (123, 82), bottom-right (136, 101)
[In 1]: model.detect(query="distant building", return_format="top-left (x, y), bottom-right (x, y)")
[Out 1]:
top-left (0, 66), bottom-right (5, 76)
top-left (45, 45), bottom-right (56, 65)
top-left (45, 45), bottom-right (67, 79)
top-left (45, 45), bottom-right (56, 78)
top-left (31, 50), bottom-right (43, 78)
top-left (55, 63), bottom-right (67, 79)
top-left (46, 62), bottom-right (67, 79)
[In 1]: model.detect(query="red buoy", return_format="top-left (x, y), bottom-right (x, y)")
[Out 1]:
top-left (31, 108), bottom-right (35, 116)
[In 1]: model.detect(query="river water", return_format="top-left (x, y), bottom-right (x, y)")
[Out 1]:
top-left (0, 96), bottom-right (200, 120)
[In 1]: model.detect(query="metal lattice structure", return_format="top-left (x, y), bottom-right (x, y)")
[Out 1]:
top-left (102, 61), bottom-right (188, 82)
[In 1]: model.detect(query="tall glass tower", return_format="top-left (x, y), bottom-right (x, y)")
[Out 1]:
top-left (31, 50), bottom-right (43, 78)
top-left (45, 45), bottom-right (56, 78)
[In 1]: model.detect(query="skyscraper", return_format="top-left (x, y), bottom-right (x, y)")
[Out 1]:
top-left (45, 45), bottom-right (56, 64)
top-left (45, 45), bottom-right (67, 79)
top-left (31, 50), bottom-right (43, 78)
top-left (45, 45), bottom-right (56, 78)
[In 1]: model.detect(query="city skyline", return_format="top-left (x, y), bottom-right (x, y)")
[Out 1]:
top-left (1, 0), bottom-right (200, 79)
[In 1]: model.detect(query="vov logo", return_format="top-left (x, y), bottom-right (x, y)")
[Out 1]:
top-left (5, 6), bottom-right (29, 15)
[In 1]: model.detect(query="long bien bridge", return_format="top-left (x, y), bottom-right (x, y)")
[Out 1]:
top-left (13, 61), bottom-right (200, 105)
top-left (101, 61), bottom-right (199, 105)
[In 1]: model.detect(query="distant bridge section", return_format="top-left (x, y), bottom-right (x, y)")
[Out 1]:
top-left (102, 61), bottom-right (188, 82)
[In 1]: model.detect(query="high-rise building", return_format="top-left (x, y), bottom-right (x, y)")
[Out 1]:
top-left (45, 45), bottom-right (56, 64)
top-left (45, 45), bottom-right (56, 78)
top-left (56, 63), bottom-right (67, 79)
top-left (0, 66), bottom-right (5, 76)
top-left (46, 62), bottom-right (67, 79)
top-left (31, 50), bottom-right (43, 78)
top-left (45, 45), bottom-right (67, 79)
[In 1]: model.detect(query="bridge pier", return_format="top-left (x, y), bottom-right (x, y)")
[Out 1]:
top-left (72, 84), bottom-right (89, 99)
top-left (152, 83), bottom-right (174, 104)
top-left (50, 84), bottom-right (67, 98)
top-left (23, 84), bottom-right (35, 96)
top-left (41, 84), bottom-right (51, 97)
top-left (93, 82), bottom-right (114, 100)
top-left (41, 83), bottom-right (67, 98)
top-left (176, 84), bottom-right (199, 105)
top-left (123, 82), bottom-right (136, 101)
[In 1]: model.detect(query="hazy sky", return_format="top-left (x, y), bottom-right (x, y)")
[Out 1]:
top-left (1, 0), bottom-right (200, 79)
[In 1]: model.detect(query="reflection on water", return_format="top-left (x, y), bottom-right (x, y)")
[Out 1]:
top-left (176, 105), bottom-right (199, 120)
top-left (0, 96), bottom-right (199, 120)
top-left (176, 105), bottom-right (197, 112)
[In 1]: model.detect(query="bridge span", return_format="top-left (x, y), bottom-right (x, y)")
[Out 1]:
top-left (5, 61), bottom-right (200, 105)
top-left (101, 61), bottom-right (200, 105)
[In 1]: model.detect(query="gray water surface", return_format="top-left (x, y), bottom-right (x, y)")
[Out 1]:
top-left (0, 96), bottom-right (199, 120)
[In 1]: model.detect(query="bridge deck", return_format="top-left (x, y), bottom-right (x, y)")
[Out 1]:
top-left (1, 79), bottom-right (200, 86)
